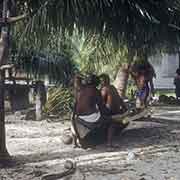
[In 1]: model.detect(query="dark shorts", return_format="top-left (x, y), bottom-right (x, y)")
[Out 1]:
top-left (136, 85), bottom-right (149, 101)
top-left (73, 115), bottom-right (110, 146)
top-left (175, 88), bottom-right (180, 98)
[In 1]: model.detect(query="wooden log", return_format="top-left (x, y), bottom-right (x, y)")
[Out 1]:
top-left (0, 64), bottom-right (14, 70)
top-left (112, 107), bottom-right (152, 124)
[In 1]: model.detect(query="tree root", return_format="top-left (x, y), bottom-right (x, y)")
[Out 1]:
top-left (41, 160), bottom-right (76, 180)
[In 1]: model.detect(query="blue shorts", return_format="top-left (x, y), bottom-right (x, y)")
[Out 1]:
top-left (136, 85), bottom-right (149, 101)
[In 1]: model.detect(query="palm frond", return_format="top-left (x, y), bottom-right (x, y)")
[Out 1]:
top-left (9, 0), bottom-right (180, 53)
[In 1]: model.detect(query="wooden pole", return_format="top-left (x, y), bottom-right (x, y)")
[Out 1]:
top-left (0, 0), bottom-right (10, 161)
top-left (35, 81), bottom-right (47, 120)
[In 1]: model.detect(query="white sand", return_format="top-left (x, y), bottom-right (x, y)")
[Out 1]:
top-left (1, 105), bottom-right (180, 180)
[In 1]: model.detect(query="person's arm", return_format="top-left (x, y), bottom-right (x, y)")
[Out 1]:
top-left (119, 97), bottom-right (127, 112)
top-left (149, 78), bottom-right (155, 96)
top-left (101, 87), bottom-right (113, 110)
top-left (72, 100), bottom-right (77, 120)
top-left (100, 87), bottom-right (107, 104)
top-left (174, 77), bottom-right (177, 85)
top-left (72, 87), bottom-right (80, 119)
top-left (96, 89), bottom-right (110, 115)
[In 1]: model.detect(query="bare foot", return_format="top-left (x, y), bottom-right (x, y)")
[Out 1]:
top-left (106, 143), bottom-right (119, 151)
top-left (106, 143), bottom-right (120, 151)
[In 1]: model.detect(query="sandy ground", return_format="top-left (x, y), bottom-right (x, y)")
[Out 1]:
top-left (1, 105), bottom-right (180, 180)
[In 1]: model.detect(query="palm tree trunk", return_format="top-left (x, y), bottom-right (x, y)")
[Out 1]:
top-left (35, 90), bottom-right (42, 121)
top-left (0, 0), bottom-right (10, 161)
top-left (114, 51), bottom-right (134, 98)
top-left (35, 81), bottom-right (46, 120)
top-left (0, 69), bottom-right (9, 159)
top-left (114, 63), bottom-right (130, 98)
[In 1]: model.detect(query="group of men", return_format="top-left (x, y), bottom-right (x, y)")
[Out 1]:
top-left (71, 61), bottom-right (155, 148)
top-left (72, 73), bottom-right (127, 148)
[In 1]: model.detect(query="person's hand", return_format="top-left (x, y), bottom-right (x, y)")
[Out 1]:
top-left (154, 73), bottom-right (156, 79)
top-left (151, 90), bottom-right (155, 97)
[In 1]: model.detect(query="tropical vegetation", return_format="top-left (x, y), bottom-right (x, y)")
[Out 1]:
top-left (1, 0), bottom-right (180, 161)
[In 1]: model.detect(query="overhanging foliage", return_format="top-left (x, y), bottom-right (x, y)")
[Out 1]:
top-left (7, 0), bottom-right (180, 53)
top-left (10, 49), bottom-right (77, 85)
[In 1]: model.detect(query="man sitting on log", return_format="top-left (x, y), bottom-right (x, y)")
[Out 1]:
top-left (99, 73), bottom-right (128, 147)
top-left (99, 74), bottom-right (127, 114)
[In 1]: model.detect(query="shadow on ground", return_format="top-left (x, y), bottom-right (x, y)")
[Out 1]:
top-left (12, 115), bottom-right (180, 166)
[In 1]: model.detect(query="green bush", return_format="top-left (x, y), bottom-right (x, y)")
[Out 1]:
top-left (126, 79), bottom-right (136, 100)
top-left (44, 87), bottom-right (74, 116)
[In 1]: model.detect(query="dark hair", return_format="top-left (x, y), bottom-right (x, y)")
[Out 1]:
top-left (99, 73), bottom-right (110, 84)
top-left (85, 74), bottom-right (100, 86)
top-left (176, 68), bottom-right (180, 75)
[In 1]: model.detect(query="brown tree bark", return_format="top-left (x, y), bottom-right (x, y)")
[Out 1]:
top-left (0, 69), bottom-right (9, 160)
top-left (114, 50), bottom-right (135, 98)
top-left (35, 81), bottom-right (46, 120)
top-left (114, 63), bottom-right (130, 98)
top-left (0, 0), bottom-right (10, 161)
top-left (0, 1), bottom-right (28, 161)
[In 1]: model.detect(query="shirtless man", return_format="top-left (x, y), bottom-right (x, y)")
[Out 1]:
top-left (72, 74), bottom-right (83, 98)
top-left (99, 73), bottom-right (127, 114)
top-left (143, 61), bottom-right (156, 96)
top-left (75, 74), bottom-right (103, 115)
top-left (72, 74), bottom-right (108, 147)
top-left (131, 61), bottom-right (156, 108)
top-left (99, 73), bottom-right (127, 147)
top-left (174, 68), bottom-right (180, 100)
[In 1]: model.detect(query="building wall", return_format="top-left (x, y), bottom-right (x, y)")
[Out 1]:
top-left (149, 53), bottom-right (179, 89)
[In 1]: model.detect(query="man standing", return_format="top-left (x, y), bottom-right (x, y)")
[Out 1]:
top-left (130, 60), bottom-right (156, 109)
top-left (174, 68), bottom-right (180, 100)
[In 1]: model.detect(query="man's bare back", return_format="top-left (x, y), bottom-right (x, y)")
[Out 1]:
top-left (76, 85), bottom-right (100, 115)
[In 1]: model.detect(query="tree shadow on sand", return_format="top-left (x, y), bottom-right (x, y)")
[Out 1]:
top-left (12, 116), bottom-right (180, 167)
top-left (114, 116), bottom-right (180, 148)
